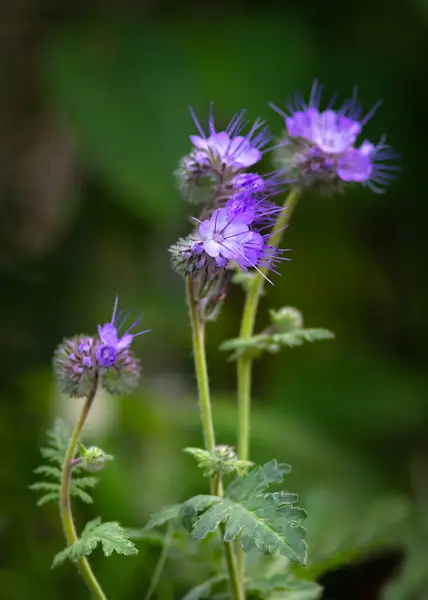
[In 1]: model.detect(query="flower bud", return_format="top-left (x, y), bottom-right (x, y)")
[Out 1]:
top-left (175, 151), bottom-right (218, 204)
top-left (78, 443), bottom-right (113, 472)
top-left (53, 335), bottom-right (97, 398)
top-left (184, 445), bottom-right (253, 477)
top-left (100, 349), bottom-right (141, 396)
top-left (269, 307), bottom-right (304, 332)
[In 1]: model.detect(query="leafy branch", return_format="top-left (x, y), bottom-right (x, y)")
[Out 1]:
top-left (30, 419), bottom-right (98, 505)
top-left (52, 517), bottom-right (137, 568)
top-left (146, 460), bottom-right (307, 566)
top-left (220, 307), bottom-right (334, 360)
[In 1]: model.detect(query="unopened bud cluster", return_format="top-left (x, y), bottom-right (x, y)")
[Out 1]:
top-left (185, 445), bottom-right (253, 477)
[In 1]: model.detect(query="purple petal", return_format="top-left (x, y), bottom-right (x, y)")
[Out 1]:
top-left (98, 323), bottom-right (119, 346)
top-left (337, 148), bottom-right (372, 182)
top-left (286, 108), bottom-right (319, 141)
top-left (117, 334), bottom-right (133, 350)
top-left (215, 256), bottom-right (228, 268)
top-left (226, 136), bottom-right (262, 167)
top-left (190, 135), bottom-right (208, 150)
top-left (203, 239), bottom-right (222, 258)
top-left (314, 110), bottom-right (361, 154)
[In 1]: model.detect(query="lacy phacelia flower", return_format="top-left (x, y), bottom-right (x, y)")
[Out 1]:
top-left (53, 299), bottom-right (148, 398)
top-left (176, 105), bottom-right (272, 205)
top-left (96, 297), bottom-right (148, 395)
top-left (190, 105), bottom-right (271, 169)
top-left (53, 335), bottom-right (97, 397)
top-left (170, 191), bottom-right (285, 281)
top-left (270, 81), bottom-right (399, 194)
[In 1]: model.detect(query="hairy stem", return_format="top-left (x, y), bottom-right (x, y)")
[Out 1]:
top-left (186, 277), bottom-right (243, 600)
top-left (236, 187), bottom-right (302, 586)
top-left (59, 372), bottom-right (107, 600)
top-left (186, 276), bottom-right (216, 452)
top-left (213, 474), bottom-right (244, 600)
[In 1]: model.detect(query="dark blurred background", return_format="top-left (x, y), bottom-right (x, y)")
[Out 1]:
top-left (0, 0), bottom-right (427, 599)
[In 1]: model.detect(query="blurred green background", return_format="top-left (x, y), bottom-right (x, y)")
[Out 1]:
top-left (0, 0), bottom-right (427, 599)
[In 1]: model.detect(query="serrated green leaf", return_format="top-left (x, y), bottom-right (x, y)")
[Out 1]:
top-left (145, 504), bottom-right (182, 530)
top-left (225, 460), bottom-right (291, 502)
top-left (52, 518), bottom-right (138, 567)
top-left (179, 461), bottom-right (307, 565)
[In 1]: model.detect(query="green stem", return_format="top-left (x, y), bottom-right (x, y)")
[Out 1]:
top-left (186, 277), bottom-right (243, 600)
top-left (59, 372), bottom-right (107, 600)
top-left (186, 276), bottom-right (216, 452)
top-left (143, 522), bottom-right (174, 600)
top-left (236, 187), bottom-right (302, 585)
top-left (213, 474), bottom-right (243, 600)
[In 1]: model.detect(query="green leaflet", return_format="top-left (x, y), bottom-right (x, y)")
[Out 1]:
top-left (179, 460), bottom-right (307, 565)
top-left (219, 307), bottom-right (334, 360)
top-left (30, 419), bottom-right (99, 505)
top-left (52, 517), bottom-right (137, 568)
top-left (220, 329), bottom-right (335, 360)
top-left (144, 503), bottom-right (182, 530)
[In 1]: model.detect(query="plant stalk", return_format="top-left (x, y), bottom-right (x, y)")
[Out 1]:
top-left (59, 372), bottom-right (107, 600)
top-left (186, 276), bottom-right (243, 600)
top-left (236, 187), bottom-right (302, 586)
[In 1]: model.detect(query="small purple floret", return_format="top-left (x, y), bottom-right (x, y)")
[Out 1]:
top-left (189, 104), bottom-right (271, 169)
top-left (96, 345), bottom-right (117, 368)
top-left (183, 189), bottom-right (286, 282)
top-left (96, 297), bottom-right (149, 369)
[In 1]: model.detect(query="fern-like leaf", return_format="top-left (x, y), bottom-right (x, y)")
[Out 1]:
top-left (30, 419), bottom-right (99, 506)
top-left (52, 517), bottom-right (138, 568)
top-left (179, 460), bottom-right (307, 565)
top-left (220, 329), bottom-right (334, 360)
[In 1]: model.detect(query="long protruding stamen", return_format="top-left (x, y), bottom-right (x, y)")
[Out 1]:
top-left (189, 106), bottom-right (207, 139)
top-left (111, 296), bottom-right (119, 324)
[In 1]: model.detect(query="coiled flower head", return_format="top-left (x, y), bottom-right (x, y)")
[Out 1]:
top-left (53, 335), bottom-right (97, 398)
top-left (96, 297), bottom-right (149, 395)
top-left (271, 81), bottom-right (399, 194)
top-left (53, 298), bottom-right (149, 397)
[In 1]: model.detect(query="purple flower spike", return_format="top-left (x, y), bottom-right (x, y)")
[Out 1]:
top-left (189, 104), bottom-right (271, 170)
top-left (270, 80), bottom-right (398, 193)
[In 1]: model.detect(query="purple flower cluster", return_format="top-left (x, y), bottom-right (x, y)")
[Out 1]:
top-left (174, 190), bottom-right (284, 282)
top-left (172, 105), bottom-right (287, 282)
top-left (53, 298), bottom-right (148, 397)
top-left (270, 81), bottom-right (398, 193)
top-left (172, 87), bottom-right (398, 285)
